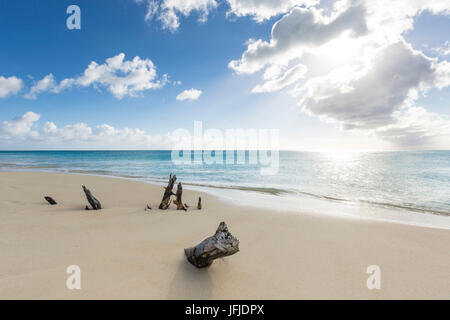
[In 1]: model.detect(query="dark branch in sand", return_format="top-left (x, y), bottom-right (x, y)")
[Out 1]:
top-left (173, 182), bottom-right (187, 211)
top-left (159, 174), bottom-right (176, 210)
top-left (197, 197), bottom-right (202, 210)
top-left (44, 196), bottom-right (57, 205)
top-left (82, 185), bottom-right (102, 210)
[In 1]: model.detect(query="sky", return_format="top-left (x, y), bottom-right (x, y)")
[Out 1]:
top-left (0, 0), bottom-right (449, 151)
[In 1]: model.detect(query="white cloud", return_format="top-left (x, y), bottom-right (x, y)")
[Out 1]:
top-left (294, 41), bottom-right (450, 146)
top-left (432, 40), bottom-right (450, 57)
top-left (76, 53), bottom-right (167, 99)
top-left (0, 76), bottom-right (23, 98)
top-left (138, 0), bottom-right (218, 32)
top-left (361, 0), bottom-right (450, 46)
top-left (252, 63), bottom-right (307, 93)
top-left (25, 74), bottom-right (56, 99)
top-left (228, 2), bottom-right (368, 74)
top-left (25, 53), bottom-right (168, 99)
top-left (435, 60), bottom-right (450, 88)
top-left (0, 111), bottom-right (40, 139)
top-left (176, 88), bottom-right (202, 101)
top-left (226, 0), bottom-right (318, 22)
top-left (375, 106), bottom-right (450, 148)
top-left (229, 0), bottom-right (450, 79)
top-left (137, 0), bottom-right (319, 30)
top-left (0, 111), bottom-right (178, 149)
top-left (297, 42), bottom-right (443, 129)
top-left (229, 0), bottom-right (450, 147)
top-left (24, 74), bottom-right (72, 99)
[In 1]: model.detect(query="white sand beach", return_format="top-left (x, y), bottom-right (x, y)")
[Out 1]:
top-left (0, 171), bottom-right (449, 299)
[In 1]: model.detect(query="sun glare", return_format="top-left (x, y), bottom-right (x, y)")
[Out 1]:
top-left (322, 150), bottom-right (361, 161)
top-left (318, 35), bottom-right (362, 65)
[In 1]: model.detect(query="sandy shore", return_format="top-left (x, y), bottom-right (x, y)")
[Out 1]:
top-left (0, 171), bottom-right (449, 299)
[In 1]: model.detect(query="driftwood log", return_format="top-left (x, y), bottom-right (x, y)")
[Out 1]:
top-left (82, 185), bottom-right (102, 210)
top-left (184, 222), bottom-right (239, 268)
top-left (173, 182), bottom-right (187, 211)
top-left (44, 196), bottom-right (57, 205)
top-left (159, 174), bottom-right (176, 209)
top-left (197, 197), bottom-right (202, 210)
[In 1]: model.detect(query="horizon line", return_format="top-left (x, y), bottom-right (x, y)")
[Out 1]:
top-left (0, 149), bottom-right (449, 153)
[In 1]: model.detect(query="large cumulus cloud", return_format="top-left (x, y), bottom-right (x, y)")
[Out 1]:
top-left (228, 0), bottom-right (450, 147)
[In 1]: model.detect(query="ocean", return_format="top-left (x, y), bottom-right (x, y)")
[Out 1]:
top-left (1, 150), bottom-right (449, 228)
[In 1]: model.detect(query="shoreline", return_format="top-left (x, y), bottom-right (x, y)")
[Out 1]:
top-left (1, 168), bottom-right (449, 230)
top-left (0, 171), bottom-right (449, 299)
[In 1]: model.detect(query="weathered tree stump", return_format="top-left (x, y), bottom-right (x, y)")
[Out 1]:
top-left (82, 185), bottom-right (102, 210)
top-left (173, 182), bottom-right (187, 211)
top-left (44, 196), bottom-right (57, 205)
top-left (197, 197), bottom-right (202, 210)
top-left (184, 222), bottom-right (239, 268)
top-left (159, 174), bottom-right (176, 210)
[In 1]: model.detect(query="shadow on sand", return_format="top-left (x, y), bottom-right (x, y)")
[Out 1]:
top-left (168, 259), bottom-right (214, 299)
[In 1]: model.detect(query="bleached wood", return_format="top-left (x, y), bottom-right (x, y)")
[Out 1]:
top-left (184, 222), bottom-right (239, 268)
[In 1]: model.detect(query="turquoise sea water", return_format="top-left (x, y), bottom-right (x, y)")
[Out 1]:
top-left (0, 150), bottom-right (449, 222)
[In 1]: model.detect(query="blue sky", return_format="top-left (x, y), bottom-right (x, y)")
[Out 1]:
top-left (0, 0), bottom-right (449, 150)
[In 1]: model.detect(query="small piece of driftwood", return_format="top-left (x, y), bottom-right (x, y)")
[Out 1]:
top-left (44, 196), bottom-right (57, 205)
top-left (82, 185), bottom-right (102, 210)
top-left (173, 182), bottom-right (187, 211)
top-left (159, 174), bottom-right (176, 210)
top-left (184, 222), bottom-right (239, 268)
top-left (197, 197), bottom-right (202, 210)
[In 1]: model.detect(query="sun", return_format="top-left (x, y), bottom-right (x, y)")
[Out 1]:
top-left (316, 34), bottom-right (363, 66)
